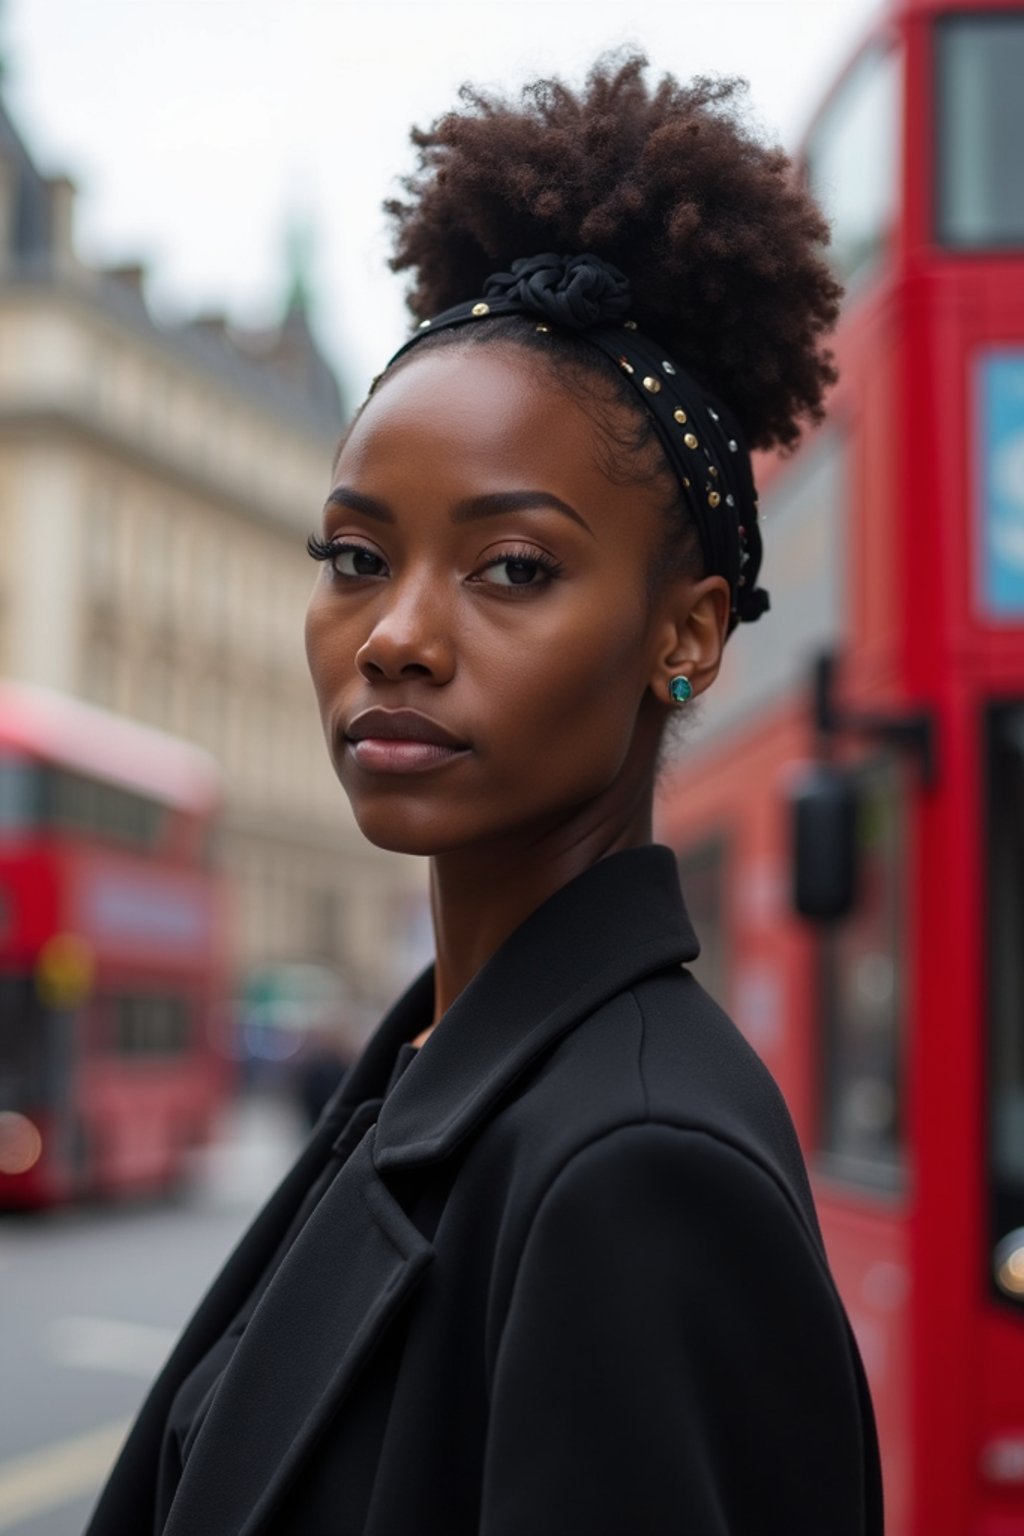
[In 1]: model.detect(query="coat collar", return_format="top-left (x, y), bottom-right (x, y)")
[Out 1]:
top-left (332, 843), bottom-right (700, 1172)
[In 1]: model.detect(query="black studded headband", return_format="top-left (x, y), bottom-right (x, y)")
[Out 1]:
top-left (380, 252), bottom-right (770, 635)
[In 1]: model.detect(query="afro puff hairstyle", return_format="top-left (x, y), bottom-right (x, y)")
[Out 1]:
top-left (384, 52), bottom-right (841, 454)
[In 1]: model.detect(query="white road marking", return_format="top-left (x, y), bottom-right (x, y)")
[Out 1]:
top-left (0, 1418), bottom-right (129, 1530)
top-left (47, 1315), bottom-right (178, 1378)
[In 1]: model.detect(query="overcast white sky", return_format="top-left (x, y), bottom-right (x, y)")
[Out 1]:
top-left (5, 0), bottom-right (880, 403)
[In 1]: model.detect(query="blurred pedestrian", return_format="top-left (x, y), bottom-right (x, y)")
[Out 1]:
top-left (88, 51), bottom-right (882, 1536)
top-left (293, 1025), bottom-right (351, 1130)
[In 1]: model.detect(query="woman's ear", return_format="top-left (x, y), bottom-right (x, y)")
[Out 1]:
top-left (649, 574), bottom-right (730, 705)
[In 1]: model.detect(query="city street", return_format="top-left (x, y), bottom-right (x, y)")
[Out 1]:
top-left (0, 1091), bottom-right (306, 1536)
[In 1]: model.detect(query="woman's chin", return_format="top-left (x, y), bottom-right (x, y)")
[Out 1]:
top-left (347, 802), bottom-right (478, 858)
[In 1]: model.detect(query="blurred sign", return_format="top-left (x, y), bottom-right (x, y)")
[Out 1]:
top-left (977, 350), bottom-right (1024, 617)
top-left (74, 868), bottom-right (209, 958)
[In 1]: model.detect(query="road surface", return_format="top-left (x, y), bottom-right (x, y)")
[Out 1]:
top-left (0, 1090), bottom-right (306, 1536)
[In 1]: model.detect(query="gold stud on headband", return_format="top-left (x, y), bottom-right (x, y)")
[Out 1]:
top-left (673, 408), bottom-right (688, 425)
top-left (471, 302), bottom-right (490, 317)
top-left (642, 376), bottom-right (662, 394)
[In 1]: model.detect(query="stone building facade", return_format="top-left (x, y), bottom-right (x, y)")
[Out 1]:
top-left (0, 95), bottom-right (427, 1010)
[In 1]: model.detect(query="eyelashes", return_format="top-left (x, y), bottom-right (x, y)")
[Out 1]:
top-left (305, 533), bottom-right (565, 592)
top-left (477, 546), bottom-right (565, 589)
top-left (306, 533), bottom-right (343, 561)
top-left (306, 533), bottom-right (386, 580)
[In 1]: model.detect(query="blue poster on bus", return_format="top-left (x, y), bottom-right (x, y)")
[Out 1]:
top-left (978, 351), bottom-right (1024, 618)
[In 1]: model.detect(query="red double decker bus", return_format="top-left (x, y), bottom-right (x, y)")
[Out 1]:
top-left (0, 683), bottom-right (230, 1206)
top-left (656, 2), bottom-right (1024, 1531)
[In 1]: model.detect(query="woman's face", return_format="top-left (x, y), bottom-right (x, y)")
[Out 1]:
top-left (304, 344), bottom-right (722, 857)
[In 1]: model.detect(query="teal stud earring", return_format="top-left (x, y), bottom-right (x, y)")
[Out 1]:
top-left (669, 675), bottom-right (693, 704)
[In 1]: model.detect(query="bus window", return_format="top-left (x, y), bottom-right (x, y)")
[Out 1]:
top-left (819, 754), bottom-right (907, 1191)
top-left (804, 43), bottom-right (902, 291)
top-left (48, 769), bottom-right (164, 850)
top-left (936, 14), bottom-right (1024, 249)
top-left (986, 702), bottom-right (1024, 1306)
top-left (112, 993), bottom-right (191, 1057)
top-left (0, 760), bottom-right (40, 832)
top-left (677, 838), bottom-right (728, 1007)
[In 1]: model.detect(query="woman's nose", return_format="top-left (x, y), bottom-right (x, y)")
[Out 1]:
top-left (355, 578), bottom-right (455, 685)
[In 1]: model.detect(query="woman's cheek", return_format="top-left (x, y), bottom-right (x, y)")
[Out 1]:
top-left (305, 592), bottom-right (359, 700)
top-left (304, 590), bottom-right (336, 673)
top-left (502, 611), bottom-right (647, 784)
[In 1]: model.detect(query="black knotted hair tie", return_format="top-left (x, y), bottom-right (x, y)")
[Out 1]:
top-left (381, 251), bottom-right (770, 635)
top-left (483, 252), bottom-right (631, 329)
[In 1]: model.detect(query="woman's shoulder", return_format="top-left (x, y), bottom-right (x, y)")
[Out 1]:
top-left (498, 964), bottom-right (821, 1249)
top-left (633, 968), bottom-right (809, 1174)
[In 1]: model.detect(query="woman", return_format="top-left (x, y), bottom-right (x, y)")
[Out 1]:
top-left (88, 55), bottom-right (883, 1536)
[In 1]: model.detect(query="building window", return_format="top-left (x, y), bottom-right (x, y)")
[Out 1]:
top-left (189, 673), bottom-right (223, 755)
top-left (84, 482), bottom-right (119, 590)
top-left (81, 630), bottom-right (119, 709)
top-left (137, 508), bottom-right (174, 620)
top-left (199, 533), bottom-right (224, 640)
top-left (144, 653), bottom-right (175, 728)
top-left (308, 885), bottom-right (340, 960)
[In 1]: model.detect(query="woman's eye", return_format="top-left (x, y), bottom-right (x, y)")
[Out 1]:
top-left (331, 544), bottom-right (387, 579)
top-left (478, 555), bottom-right (553, 589)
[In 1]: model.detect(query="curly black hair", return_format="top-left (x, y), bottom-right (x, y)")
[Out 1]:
top-left (384, 52), bottom-right (840, 455)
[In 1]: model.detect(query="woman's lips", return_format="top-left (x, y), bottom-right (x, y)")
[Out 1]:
top-left (344, 707), bottom-right (471, 773)
top-left (347, 737), bottom-right (471, 773)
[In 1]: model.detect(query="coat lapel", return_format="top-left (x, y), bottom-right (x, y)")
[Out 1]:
top-left (153, 846), bottom-right (700, 1536)
top-left (86, 973), bottom-right (440, 1536)
top-left (84, 1109), bottom-right (346, 1536)
top-left (162, 1124), bottom-right (433, 1536)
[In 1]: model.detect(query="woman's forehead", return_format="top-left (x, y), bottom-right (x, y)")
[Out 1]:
top-left (336, 345), bottom-right (618, 493)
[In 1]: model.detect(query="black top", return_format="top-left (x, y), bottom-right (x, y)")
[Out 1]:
top-left (86, 845), bottom-right (883, 1536)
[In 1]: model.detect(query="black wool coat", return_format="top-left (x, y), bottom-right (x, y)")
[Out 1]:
top-left (85, 845), bottom-right (884, 1536)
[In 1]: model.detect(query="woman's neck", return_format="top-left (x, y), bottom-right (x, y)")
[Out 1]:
top-left (413, 791), bottom-right (654, 1046)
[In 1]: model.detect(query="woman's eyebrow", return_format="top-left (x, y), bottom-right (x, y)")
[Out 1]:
top-left (324, 486), bottom-right (594, 536)
top-left (324, 486), bottom-right (392, 522)
top-left (451, 490), bottom-right (593, 535)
